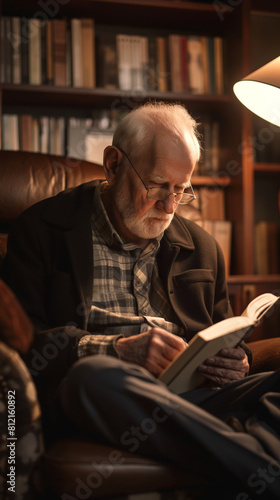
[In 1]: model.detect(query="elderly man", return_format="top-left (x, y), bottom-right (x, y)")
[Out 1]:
top-left (3, 102), bottom-right (280, 498)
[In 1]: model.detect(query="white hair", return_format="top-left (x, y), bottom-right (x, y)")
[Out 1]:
top-left (112, 101), bottom-right (201, 164)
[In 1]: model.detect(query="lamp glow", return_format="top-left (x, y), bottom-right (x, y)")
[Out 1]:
top-left (233, 56), bottom-right (280, 126)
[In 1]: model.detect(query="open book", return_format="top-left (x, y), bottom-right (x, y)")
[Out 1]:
top-left (159, 293), bottom-right (280, 394)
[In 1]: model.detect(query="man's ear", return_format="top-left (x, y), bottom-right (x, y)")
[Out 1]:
top-left (103, 146), bottom-right (123, 185)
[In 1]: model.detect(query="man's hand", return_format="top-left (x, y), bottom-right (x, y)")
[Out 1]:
top-left (115, 328), bottom-right (186, 377)
top-left (198, 346), bottom-right (250, 386)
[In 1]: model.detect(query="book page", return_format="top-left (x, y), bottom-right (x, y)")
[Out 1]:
top-left (241, 293), bottom-right (279, 322)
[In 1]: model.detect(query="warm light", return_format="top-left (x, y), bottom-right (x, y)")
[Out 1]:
top-left (233, 56), bottom-right (280, 127)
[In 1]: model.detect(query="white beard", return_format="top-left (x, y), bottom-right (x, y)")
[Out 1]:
top-left (115, 189), bottom-right (174, 240)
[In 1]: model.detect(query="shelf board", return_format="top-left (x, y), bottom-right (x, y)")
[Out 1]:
top-left (254, 162), bottom-right (280, 174)
top-left (1, 1), bottom-right (233, 33)
top-left (1, 84), bottom-right (232, 111)
top-left (227, 274), bottom-right (280, 284)
top-left (192, 175), bottom-right (231, 187)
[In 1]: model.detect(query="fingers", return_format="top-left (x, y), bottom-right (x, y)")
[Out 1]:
top-left (144, 328), bottom-right (186, 376)
top-left (115, 327), bottom-right (186, 377)
top-left (198, 346), bottom-right (250, 387)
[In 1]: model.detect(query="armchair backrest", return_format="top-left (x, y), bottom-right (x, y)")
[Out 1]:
top-left (0, 150), bottom-right (105, 267)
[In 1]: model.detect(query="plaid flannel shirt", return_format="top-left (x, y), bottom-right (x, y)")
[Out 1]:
top-left (78, 183), bottom-right (183, 359)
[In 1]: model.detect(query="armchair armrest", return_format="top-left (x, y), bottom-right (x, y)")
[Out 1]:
top-left (0, 341), bottom-right (44, 500)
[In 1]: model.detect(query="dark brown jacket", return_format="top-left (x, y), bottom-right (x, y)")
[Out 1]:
top-left (3, 181), bottom-right (235, 382)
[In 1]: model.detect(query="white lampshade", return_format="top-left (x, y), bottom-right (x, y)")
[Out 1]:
top-left (233, 56), bottom-right (280, 126)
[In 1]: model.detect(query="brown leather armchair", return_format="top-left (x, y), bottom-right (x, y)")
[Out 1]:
top-left (0, 150), bottom-right (279, 500)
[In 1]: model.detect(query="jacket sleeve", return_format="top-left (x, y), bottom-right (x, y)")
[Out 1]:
top-left (2, 209), bottom-right (84, 381)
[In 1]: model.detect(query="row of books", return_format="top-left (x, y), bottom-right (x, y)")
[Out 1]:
top-left (0, 16), bottom-right (224, 94)
top-left (1, 113), bottom-right (119, 161)
top-left (1, 112), bottom-right (221, 174)
top-left (2, 114), bottom-right (66, 156)
top-left (97, 33), bottom-right (224, 94)
top-left (0, 17), bottom-right (95, 87)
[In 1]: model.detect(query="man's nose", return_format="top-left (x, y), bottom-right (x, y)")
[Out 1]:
top-left (156, 195), bottom-right (176, 214)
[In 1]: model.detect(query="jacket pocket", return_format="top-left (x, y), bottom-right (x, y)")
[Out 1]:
top-left (173, 269), bottom-right (214, 286)
top-left (171, 269), bottom-right (215, 336)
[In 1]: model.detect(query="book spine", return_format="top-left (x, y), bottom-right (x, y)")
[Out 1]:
top-left (28, 19), bottom-right (42, 85)
top-left (117, 34), bottom-right (132, 91)
top-left (187, 36), bottom-right (204, 94)
top-left (168, 34), bottom-right (183, 93)
top-left (180, 35), bottom-right (188, 92)
top-left (0, 18), bottom-right (5, 83)
top-left (214, 36), bottom-right (224, 95)
top-left (40, 116), bottom-right (50, 154)
top-left (96, 34), bottom-right (118, 89)
top-left (156, 37), bottom-right (168, 92)
top-left (71, 18), bottom-right (83, 88)
top-left (53, 19), bottom-right (67, 87)
top-left (4, 17), bottom-right (13, 84)
top-left (147, 36), bottom-right (157, 91)
top-left (20, 18), bottom-right (29, 84)
top-left (32, 117), bottom-right (40, 153)
top-left (20, 114), bottom-right (33, 151)
top-left (40, 20), bottom-right (47, 85)
top-left (81, 18), bottom-right (95, 88)
top-left (46, 20), bottom-right (54, 85)
top-left (12, 17), bottom-right (22, 84)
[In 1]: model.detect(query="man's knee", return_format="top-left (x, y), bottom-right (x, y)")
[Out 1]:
top-left (66, 355), bottom-right (123, 392)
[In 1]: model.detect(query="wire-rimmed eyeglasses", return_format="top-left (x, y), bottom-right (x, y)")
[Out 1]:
top-left (118, 148), bottom-right (196, 205)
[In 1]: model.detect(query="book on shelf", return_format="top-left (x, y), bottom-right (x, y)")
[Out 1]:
top-left (147, 36), bottom-right (157, 91)
top-left (52, 19), bottom-right (67, 87)
top-left (32, 117), bottom-right (40, 153)
top-left (168, 34), bottom-right (183, 93)
top-left (199, 186), bottom-right (225, 221)
top-left (85, 131), bottom-right (114, 165)
top-left (40, 116), bottom-right (49, 154)
top-left (20, 115), bottom-right (33, 152)
top-left (201, 219), bottom-right (232, 276)
top-left (187, 36), bottom-right (205, 94)
top-left (71, 18), bottom-right (83, 88)
top-left (20, 18), bottom-right (29, 85)
top-left (1, 17), bottom-right (12, 84)
top-left (159, 293), bottom-right (280, 393)
top-left (96, 34), bottom-right (118, 89)
top-left (198, 118), bottom-right (220, 175)
top-left (116, 34), bottom-right (132, 91)
top-left (40, 20), bottom-right (47, 85)
top-left (81, 18), bottom-right (96, 88)
top-left (2, 115), bottom-right (19, 151)
top-left (11, 17), bottom-right (21, 84)
top-left (67, 117), bottom-right (93, 160)
top-left (116, 34), bottom-right (148, 91)
top-left (130, 35), bottom-right (145, 90)
top-left (46, 20), bottom-right (54, 84)
top-left (214, 36), bottom-right (224, 95)
top-left (28, 19), bottom-right (42, 85)
top-left (156, 36), bottom-right (169, 92)
top-left (255, 221), bottom-right (279, 274)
